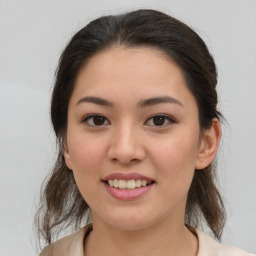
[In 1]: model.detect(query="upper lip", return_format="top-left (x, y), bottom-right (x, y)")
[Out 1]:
top-left (102, 172), bottom-right (154, 182)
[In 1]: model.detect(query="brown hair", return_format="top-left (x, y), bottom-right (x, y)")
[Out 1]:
top-left (35, 9), bottom-right (226, 247)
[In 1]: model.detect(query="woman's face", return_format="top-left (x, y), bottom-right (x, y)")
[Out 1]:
top-left (64, 46), bottom-right (213, 230)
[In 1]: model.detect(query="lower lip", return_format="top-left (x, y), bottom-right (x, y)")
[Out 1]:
top-left (104, 182), bottom-right (154, 201)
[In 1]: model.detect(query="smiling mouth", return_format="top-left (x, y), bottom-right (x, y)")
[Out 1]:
top-left (104, 179), bottom-right (155, 190)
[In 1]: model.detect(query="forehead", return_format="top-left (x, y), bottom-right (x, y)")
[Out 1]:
top-left (70, 46), bottom-right (197, 109)
top-left (77, 46), bottom-right (180, 85)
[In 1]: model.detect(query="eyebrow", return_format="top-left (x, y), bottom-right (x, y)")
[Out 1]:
top-left (138, 96), bottom-right (184, 108)
top-left (76, 96), bottom-right (184, 108)
top-left (76, 96), bottom-right (114, 107)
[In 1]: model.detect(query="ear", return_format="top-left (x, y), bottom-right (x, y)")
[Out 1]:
top-left (63, 142), bottom-right (73, 170)
top-left (195, 118), bottom-right (221, 170)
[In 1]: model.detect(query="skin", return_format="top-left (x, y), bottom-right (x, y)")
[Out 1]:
top-left (64, 46), bottom-right (221, 256)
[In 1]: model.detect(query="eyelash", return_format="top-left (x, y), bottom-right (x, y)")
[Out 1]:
top-left (82, 114), bottom-right (176, 127)
top-left (82, 114), bottom-right (110, 126)
top-left (145, 114), bottom-right (176, 127)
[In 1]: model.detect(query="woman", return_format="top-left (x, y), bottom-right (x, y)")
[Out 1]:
top-left (36, 9), bottom-right (255, 256)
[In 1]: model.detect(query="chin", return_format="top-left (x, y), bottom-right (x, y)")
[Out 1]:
top-left (109, 218), bottom-right (151, 231)
top-left (97, 208), bottom-right (159, 231)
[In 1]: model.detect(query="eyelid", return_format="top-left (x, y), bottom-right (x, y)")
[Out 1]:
top-left (145, 114), bottom-right (176, 127)
top-left (81, 113), bottom-right (176, 127)
top-left (82, 114), bottom-right (110, 126)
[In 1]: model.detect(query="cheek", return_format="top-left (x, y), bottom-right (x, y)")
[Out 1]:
top-left (68, 135), bottom-right (106, 176)
top-left (67, 137), bottom-right (107, 205)
top-left (149, 134), bottom-right (199, 193)
top-left (151, 134), bottom-right (198, 168)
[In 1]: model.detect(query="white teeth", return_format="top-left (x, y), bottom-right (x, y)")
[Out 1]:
top-left (107, 179), bottom-right (151, 189)
top-left (141, 180), bottom-right (147, 186)
top-left (135, 180), bottom-right (141, 187)
top-left (119, 180), bottom-right (126, 189)
top-left (127, 180), bottom-right (136, 189)
top-left (113, 179), bottom-right (119, 188)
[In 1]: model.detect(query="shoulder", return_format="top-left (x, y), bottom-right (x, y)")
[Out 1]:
top-left (39, 224), bottom-right (92, 256)
top-left (195, 228), bottom-right (255, 256)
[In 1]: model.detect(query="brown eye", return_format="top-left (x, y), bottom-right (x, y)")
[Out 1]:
top-left (152, 116), bottom-right (166, 126)
top-left (145, 114), bottom-right (175, 127)
top-left (83, 115), bottom-right (110, 126)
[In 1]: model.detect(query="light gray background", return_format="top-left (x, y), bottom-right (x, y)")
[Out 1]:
top-left (0, 0), bottom-right (255, 255)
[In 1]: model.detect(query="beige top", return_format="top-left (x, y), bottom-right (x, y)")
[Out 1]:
top-left (40, 224), bottom-right (255, 256)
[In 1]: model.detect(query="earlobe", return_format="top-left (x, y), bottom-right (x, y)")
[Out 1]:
top-left (195, 118), bottom-right (221, 170)
top-left (63, 143), bottom-right (73, 170)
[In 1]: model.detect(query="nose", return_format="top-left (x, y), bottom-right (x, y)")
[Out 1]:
top-left (107, 123), bottom-right (146, 165)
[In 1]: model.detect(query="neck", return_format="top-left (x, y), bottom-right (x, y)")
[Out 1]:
top-left (84, 217), bottom-right (198, 256)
